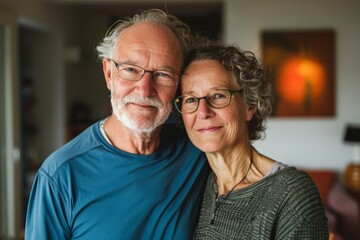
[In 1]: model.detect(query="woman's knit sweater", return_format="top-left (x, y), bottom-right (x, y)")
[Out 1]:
top-left (194, 167), bottom-right (329, 239)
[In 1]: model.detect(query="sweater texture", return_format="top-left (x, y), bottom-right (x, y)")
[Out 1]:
top-left (194, 167), bottom-right (329, 239)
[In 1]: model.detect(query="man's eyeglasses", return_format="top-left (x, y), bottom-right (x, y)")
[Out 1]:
top-left (173, 89), bottom-right (242, 114)
top-left (110, 59), bottom-right (180, 87)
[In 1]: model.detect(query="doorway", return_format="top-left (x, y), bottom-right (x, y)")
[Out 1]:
top-left (0, 8), bottom-right (22, 239)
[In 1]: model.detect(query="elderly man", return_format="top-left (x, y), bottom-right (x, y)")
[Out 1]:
top-left (25, 9), bottom-right (208, 240)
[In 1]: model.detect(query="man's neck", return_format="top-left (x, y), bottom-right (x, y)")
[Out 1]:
top-left (103, 115), bottom-right (162, 155)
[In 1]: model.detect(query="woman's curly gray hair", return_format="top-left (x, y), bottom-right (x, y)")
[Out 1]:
top-left (182, 40), bottom-right (274, 140)
top-left (96, 9), bottom-right (192, 69)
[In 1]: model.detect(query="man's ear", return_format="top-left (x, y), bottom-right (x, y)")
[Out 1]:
top-left (103, 59), bottom-right (112, 90)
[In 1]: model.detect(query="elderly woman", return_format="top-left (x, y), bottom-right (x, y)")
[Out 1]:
top-left (173, 41), bottom-right (329, 239)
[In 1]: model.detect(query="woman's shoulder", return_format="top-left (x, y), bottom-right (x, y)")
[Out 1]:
top-left (271, 166), bottom-right (316, 188)
top-left (268, 166), bottom-right (323, 206)
top-left (277, 166), bottom-right (313, 180)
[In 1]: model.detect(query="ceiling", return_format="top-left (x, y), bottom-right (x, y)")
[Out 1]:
top-left (45, 0), bottom-right (222, 16)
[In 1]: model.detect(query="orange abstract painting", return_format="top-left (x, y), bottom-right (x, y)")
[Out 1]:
top-left (262, 30), bottom-right (335, 117)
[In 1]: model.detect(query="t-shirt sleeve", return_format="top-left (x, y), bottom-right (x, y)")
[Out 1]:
top-left (25, 170), bottom-right (71, 240)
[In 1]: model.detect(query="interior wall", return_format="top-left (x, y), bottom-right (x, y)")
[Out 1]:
top-left (2, 0), bottom-right (359, 172)
top-left (224, 0), bottom-right (360, 170)
top-left (65, 10), bottom-right (111, 123)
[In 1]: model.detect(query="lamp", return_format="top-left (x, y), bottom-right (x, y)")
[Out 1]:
top-left (344, 124), bottom-right (360, 193)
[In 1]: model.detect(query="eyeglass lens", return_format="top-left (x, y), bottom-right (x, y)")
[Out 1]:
top-left (112, 60), bottom-right (179, 87)
top-left (175, 89), bottom-right (237, 113)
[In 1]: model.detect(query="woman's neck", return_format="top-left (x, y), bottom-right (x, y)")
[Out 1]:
top-left (207, 146), bottom-right (277, 195)
top-left (207, 144), bottom-right (253, 195)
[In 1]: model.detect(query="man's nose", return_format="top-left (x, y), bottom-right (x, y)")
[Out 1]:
top-left (136, 72), bottom-right (156, 97)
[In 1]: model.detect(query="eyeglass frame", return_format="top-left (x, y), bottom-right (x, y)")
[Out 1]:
top-left (173, 89), bottom-right (242, 114)
top-left (110, 59), bottom-right (181, 87)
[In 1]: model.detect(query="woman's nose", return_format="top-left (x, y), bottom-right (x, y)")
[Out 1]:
top-left (196, 99), bottom-right (215, 119)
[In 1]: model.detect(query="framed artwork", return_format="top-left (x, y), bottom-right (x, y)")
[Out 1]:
top-left (261, 30), bottom-right (336, 117)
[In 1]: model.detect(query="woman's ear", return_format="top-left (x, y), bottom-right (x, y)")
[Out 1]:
top-left (246, 106), bottom-right (256, 121)
top-left (103, 59), bottom-right (112, 90)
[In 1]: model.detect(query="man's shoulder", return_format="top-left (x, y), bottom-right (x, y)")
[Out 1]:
top-left (160, 122), bottom-right (206, 162)
top-left (40, 122), bottom-right (103, 177)
top-left (162, 121), bottom-right (186, 134)
top-left (161, 122), bottom-right (188, 143)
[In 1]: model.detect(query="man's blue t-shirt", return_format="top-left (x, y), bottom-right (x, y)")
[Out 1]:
top-left (25, 121), bottom-right (209, 239)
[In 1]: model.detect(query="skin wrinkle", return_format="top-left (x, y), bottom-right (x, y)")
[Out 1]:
top-left (102, 22), bottom-right (182, 154)
top-left (180, 41), bottom-right (328, 239)
top-left (181, 59), bottom-right (274, 195)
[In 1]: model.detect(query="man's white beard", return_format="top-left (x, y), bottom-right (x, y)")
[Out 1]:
top-left (110, 92), bottom-right (172, 134)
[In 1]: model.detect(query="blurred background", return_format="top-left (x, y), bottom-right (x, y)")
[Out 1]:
top-left (1, 0), bottom-right (359, 239)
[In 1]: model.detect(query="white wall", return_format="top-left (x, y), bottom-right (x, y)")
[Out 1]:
top-left (2, 0), bottom-right (359, 171)
top-left (224, 0), bottom-right (360, 170)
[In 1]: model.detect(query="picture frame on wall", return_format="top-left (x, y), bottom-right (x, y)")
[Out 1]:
top-left (261, 30), bottom-right (336, 117)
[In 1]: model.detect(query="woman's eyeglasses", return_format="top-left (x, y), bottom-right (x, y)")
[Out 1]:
top-left (173, 89), bottom-right (242, 114)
